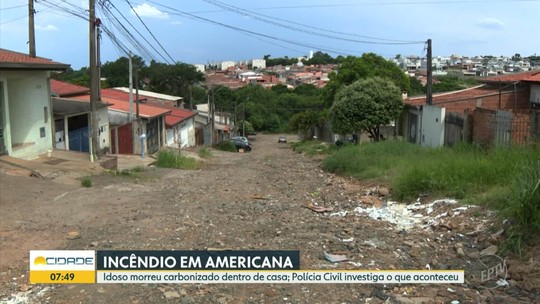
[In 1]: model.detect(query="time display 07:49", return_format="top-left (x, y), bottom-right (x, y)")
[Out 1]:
top-left (50, 272), bottom-right (75, 281)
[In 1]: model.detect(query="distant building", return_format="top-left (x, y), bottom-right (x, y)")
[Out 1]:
top-left (220, 61), bottom-right (236, 71)
top-left (251, 59), bottom-right (266, 69)
top-left (193, 64), bottom-right (205, 73)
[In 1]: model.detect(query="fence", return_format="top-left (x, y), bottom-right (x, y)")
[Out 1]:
top-left (471, 108), bottom-right (538, 147)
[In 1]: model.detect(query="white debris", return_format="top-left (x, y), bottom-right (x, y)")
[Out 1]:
top-left (341, 237), bottom-right (354, 243)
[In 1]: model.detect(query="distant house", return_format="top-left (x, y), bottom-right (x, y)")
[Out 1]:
top-left (111, 87), bottom-right (184, 108)
top-left (164, 108), bottom-right (197, 148)
top-left (0, 49), bottom-right (69, 159)
top-left (50, 79), bottom-right (111, 154)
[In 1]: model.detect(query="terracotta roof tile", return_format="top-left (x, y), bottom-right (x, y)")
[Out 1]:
top-left (405, 85), bottom-right (497, 106)
top-left (482, 70), bottom-right (540, 83)
top-left (70, 94), bottom-right (171, 118)
top-left (0, 48), bottom-right (69, 70)
top-left (50, 79), bottom-right (90, 96)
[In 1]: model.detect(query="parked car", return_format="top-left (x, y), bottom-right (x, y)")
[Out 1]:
top-left (278, 136), bottom-right (287, 143)
top-left (228, 138), bottom-right (252, 152)
top-left (231, 136), bottom-right (249, 145)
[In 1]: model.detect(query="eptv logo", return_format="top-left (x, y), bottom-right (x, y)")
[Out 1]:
top-left (30, 250), bottom-right (95, 271)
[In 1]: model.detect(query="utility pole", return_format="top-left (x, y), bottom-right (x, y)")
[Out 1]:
top-left (189, 83), bottom-right (193, 111)
top-left (97, 27), bottom-right (102, 101)
top-left (89, 0), bottom-right (99, 162)
top-left (28, 0), bottom-right (36, 57)
top-left (128, 52), bottom-right (133, 121)
top-left (211, 85), bottom-right (215, 145)
top-left (135, 64), bottom-right (140, 118)
top-left (426, 39), bottom-right (433, 106)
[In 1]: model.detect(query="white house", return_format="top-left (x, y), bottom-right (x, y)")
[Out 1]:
top-left (0, 49), bottom-right (69, 159)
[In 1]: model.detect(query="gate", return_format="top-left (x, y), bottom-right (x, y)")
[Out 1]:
top-left (68, 127), bottom-right (90, 153)
top-left (407, 112), bottom-right (418, 143)
top-left (444, 113), bottom-right (465, 146)
top-left (111, 123), bottom-right (133, 154)
top-left (494, 110), bottom-right (512, 147)
top-left (146, 119), bottom-right (159, 154)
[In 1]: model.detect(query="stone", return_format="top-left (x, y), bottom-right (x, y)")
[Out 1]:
top-left (378, 187), bottom-right (390, 197)
top-left (67, 231), bottom-right (80, 240)
top-left (163, 290), bottom-right (181, 299)
top-left (480, 245), bottom-right (498, 256)
top-left (456, 248), bottom-right (466, 257)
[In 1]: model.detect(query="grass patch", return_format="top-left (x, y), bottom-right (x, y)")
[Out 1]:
top-left (80, 177), bottom-right (92, 187)
top-left (214, 141), bottom-right (237, 152)
top-left (323, 141), bottom-right (539, 202)
top-left (155, 149), bottom-right (199, 170)
top-left (198, 146), bottom-right (213, 158)
top-left (499, 159), bottom-right (540, 256)
top-left (291, 140), bottom-right (339, 156)
top-left (321, 140), bottom-right (540, 252)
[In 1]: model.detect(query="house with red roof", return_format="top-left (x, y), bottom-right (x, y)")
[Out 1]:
top-left (399, 70), bottom-right (540, 147)
top-left (49, 79), bottom-right (111, 154)
top-left (0, 49), bottom-right (69, 159)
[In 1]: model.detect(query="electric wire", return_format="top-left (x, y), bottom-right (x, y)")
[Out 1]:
top-left (125, 0), bottom-right (175, 63)
top-left (202, 0), bottom-right (423, 44)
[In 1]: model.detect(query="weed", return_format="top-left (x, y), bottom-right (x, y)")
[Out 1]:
top-left (198, 146), bottom-right (213, 158)
top-left (500, 159), bottom-right (540, 256)
top-left (155, 149), bottom-right (199, 170)
top-left (214, 141), bottom-right (237, 152)
top-left (81, 177), bottom-right (92, 187)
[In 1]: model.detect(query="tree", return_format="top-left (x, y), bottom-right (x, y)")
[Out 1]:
top-left (323, 53), bottom-right (410, 107)
top-left (101, 56), bottom-right (145, 88)
top-left (329, 77), bottom-right (403, 141)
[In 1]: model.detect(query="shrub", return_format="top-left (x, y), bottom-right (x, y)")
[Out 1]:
top-left (155, 149), bottom-right (199, 170)
top-left (214, 141), bottom-right (237, 152)
top-left (500, 159), bottom-right (540, 256)
top-left (198, 146), bottom-right (213, 158)
top-left (81, 177), bottom-right (92, 187)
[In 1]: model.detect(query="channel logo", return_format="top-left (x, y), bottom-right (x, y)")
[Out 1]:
top-left (30, 250), bottom-right (96, 284)
top-left (30, 250), bottom-right (95, 271)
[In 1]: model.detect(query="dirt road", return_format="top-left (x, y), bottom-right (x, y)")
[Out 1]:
top-left (1, 134), bottom-right (538, 303)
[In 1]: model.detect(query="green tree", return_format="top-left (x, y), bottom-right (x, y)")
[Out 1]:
top-left (329, 77), bottom-right (403, 141)
top-left (323, 53), bottom-right (410, 107)
top-left (143, 61), bottom-right (204, 99)
top-left (101, 56), bottom-right (145, 88)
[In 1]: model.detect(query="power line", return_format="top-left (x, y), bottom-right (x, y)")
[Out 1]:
top-left (98, 1), bottom-right (161, 62)
top-left (125, 0), bottom-right (175, 63)
top-left (202, 0), bottom-right (423, 44)
top-left (190, 0), bottom-right (540, 12)
top-left (145, 0), bottom-right (376, 56)
top-left (0, 4), bottom-right (27, 11)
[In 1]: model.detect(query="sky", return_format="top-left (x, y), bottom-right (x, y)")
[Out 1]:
top-left (1, 0), bottom-right (539, 69)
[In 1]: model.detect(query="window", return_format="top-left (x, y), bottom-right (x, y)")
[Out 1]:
top-left (44, 106), bottom-right (48, 123)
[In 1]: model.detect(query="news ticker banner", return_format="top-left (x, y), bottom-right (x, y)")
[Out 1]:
top-left (30, 250), bottom-right (464, 284)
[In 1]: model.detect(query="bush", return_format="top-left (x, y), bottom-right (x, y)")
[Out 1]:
top-left (214, 141), bottom-right (237, 152)
top-left (198, 146), bottom-right (213, 158)
top-left (500, 159), bottom-right (540, 256)
top-left (81, 177), bottom-right (92, 187)
top-left (155, 149), bottom-right (199, 170)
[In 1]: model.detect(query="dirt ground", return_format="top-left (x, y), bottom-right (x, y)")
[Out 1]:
top-left (0, 134), bottom-right (539, 304)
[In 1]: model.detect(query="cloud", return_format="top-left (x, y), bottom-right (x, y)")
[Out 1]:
top-left (131, 3), bottom-right (168, 19)
top-left (36, 24), bottom-right (58, 31)
top-left (476, 18), bottom-right (506, 30)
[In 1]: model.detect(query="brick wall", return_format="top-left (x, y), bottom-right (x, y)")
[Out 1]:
top-left (472, 108), bottom-right (496, 146)
top-left (438, 88), bottom-right (530, 114)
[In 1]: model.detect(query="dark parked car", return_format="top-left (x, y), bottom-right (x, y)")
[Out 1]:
top-left (228, 138), bottom-right (252, 152)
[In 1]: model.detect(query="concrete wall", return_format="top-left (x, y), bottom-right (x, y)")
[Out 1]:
top-left (531, 84), bottom-right (540, 105)
top-left (0, 70), bottom-right (53, 159)
top-left (166, 117), bottom-right (195, 148)
top-left (97, 106), bottom-right (110, 151)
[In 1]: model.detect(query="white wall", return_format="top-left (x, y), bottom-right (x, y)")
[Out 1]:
top-left (421, 105), bottom-right (446, 148)
top-left (0, 70), bottom-right (53, 159)
top-left (97, 106), bottom-right (110, 151)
